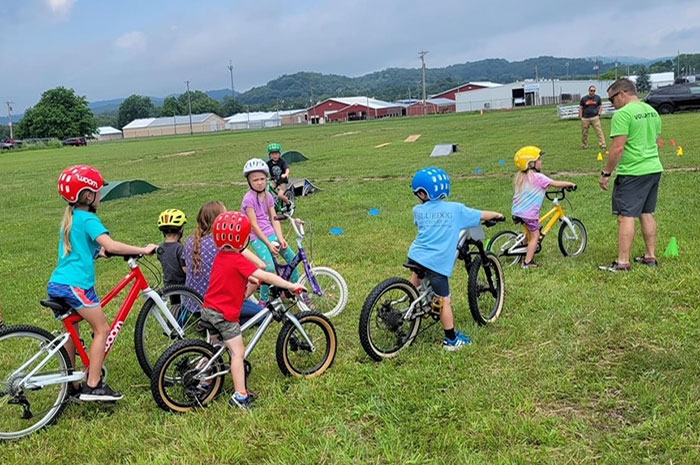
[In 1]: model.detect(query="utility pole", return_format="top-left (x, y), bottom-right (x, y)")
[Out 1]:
top-left (535, 65), bottom-right (538, 81)
top-left (677, 50), bottom-right (680, 77)
top-left (565, 62), bottom-right (569, 80)
top-left (615, 60), bottom-right (619, 79)
top-left (5, 102), bottom-right (13, 139)
top-left (419, 50), bottom-right (428, 116)
top-left (184, 80), bottom-right (193, 135)
top-left (227, 60), bottom-right (235, 96)
top-left (594, 57), bottom-right (600, 80)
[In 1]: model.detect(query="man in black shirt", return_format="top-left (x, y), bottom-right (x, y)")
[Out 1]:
top-left (579, 85), bottom-right (607, 150)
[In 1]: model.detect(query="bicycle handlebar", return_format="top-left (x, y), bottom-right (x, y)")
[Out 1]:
top-left (545, 185), bottom-right (577, 201)
top-left (482, 216), bottom-right (506, 228)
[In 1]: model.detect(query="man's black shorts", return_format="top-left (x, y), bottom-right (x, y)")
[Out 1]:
top-left (612, 172), bottom-right (661, 217)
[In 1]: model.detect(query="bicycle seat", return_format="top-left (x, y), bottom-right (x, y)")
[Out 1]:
top-left (40, 298), bottom-right (75, 320)
top-left (197, 319), bottom-right (221, 336)
top-left (403, 261), bottom-right (426, 278)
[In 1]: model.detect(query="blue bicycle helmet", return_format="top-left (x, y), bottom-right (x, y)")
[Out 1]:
top-left (411, 167), bottom-right (451, 200)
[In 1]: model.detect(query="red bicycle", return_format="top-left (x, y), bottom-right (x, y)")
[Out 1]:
top-left (0, 253), bottom-right (204, 440)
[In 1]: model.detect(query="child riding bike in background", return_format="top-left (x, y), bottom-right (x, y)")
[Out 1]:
top-left (266, 143), bottom-right (291, 206)
top-left (512, 146), bottom-right (576, 269)
top-left (49, 165), bottom-right (157, 401)
top-left (241, 158), bottom-right (299, 304)
top-left (201, 211), bottom-right (305, 409)
top-left (408, 167), bottom-right (504, 351)
top-left (156, 209), bottom-right (187, 288)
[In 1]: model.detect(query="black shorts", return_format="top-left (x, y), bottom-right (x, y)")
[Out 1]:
top-left (612, 172), bottom-right (661, 217)
top-left (406, 258), bottom-right (450, 297)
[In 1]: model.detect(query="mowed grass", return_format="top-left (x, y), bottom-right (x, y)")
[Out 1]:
top-left (1, 106), bottom-right (700, 464)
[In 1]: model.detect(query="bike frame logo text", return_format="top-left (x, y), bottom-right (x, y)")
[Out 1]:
top-left (104, 321), bottom-right (124, 353)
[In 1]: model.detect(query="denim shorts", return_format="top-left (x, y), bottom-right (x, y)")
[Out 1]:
top-left (406, 259), bottom-right (450, 297)
top-left (47, 282), bottom-right (100, 310)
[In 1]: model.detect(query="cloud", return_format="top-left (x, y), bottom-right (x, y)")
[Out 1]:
top-left (47, 0), bottom-right (76, 18)
top-left (115, 31), bottom-right (147, 52)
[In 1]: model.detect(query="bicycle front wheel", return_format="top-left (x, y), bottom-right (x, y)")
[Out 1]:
top-left (134, 285), bottom-right (205, 378)
top-left (276, 311), bottom-right (337, 378)
top-left (358, 277), bottom-right (421, 362)
top-left (0, 325), bottom-right (72, 440)
top-left (467, 253), bottom-right (505, 326)
top-left (150, 339), bottom-right (224, 413)
top-left (487, 230), bottom-right (522, 267)
top-left (296, 267), bottom-right (349, 318)
top-left (558, 218), bottom-right (588, 257)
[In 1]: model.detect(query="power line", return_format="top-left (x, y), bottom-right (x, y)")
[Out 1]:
top-left (184, 80), bottom-right (193, 135)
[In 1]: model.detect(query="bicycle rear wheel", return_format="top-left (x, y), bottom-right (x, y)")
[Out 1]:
top-left (558, 218), bottom-right (588, 257)
top-left (276, 311), bottom-right (337, 378)
top-left (134, 285), bottom-right (205, 378)
top-left (358, 277), bottom-right (421, 361)
top-left (0, 325), bottom-right (72, 440)
top-left (487, 230), bottom-right (522, 267)
top-left (296, 267), bottom-right (349, 318)
top-left (150, 339), bottom-right (224, 413)
top-left (467, 253), bottom-right (505, 325)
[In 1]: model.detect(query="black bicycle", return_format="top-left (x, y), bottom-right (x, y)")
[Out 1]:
top-left (358, 219), bottom-right (505, 361)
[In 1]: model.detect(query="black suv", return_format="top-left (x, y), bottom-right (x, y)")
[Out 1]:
top-left (645, 83), bottom-right (700, 114)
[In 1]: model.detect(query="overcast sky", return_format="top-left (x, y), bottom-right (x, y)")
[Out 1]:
top-left (2, 0), bottom-right (699, 112)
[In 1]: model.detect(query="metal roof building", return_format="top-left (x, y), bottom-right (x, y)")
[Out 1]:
top-left (307, 96), bottom-right (404, 123)
top-left (225, 112), bottom-right (282, 130)
top-left (122, 113), bottom-right (226, 138)
top-left (95, 126), bottom-right (122, 141)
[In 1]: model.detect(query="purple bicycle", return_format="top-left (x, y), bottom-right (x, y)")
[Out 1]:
top-left (268, 214), bottom-right (348, 318)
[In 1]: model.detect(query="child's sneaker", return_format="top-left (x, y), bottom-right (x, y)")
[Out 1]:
top-left (443, 331), bottom-right (471, 351)
top-left (79, 381), bottom-right (123, 401)
top-left (521, 260), bottom-right (539, 269)
top-left (229, 391), bottom-right (256, 410)
top-left (598, 261), bottom-right (631, 272)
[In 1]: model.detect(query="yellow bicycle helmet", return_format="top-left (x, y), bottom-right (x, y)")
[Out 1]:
top-left (514, 146), bottom-right (544, 171)
top-left (158, 209), bottom-right (187, 230)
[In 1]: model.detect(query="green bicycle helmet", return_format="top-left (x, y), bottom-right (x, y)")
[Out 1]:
top-left (267, 142), bottom-right (282, 154)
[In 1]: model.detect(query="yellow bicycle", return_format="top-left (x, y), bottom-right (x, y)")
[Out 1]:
top-left (488, 186), bottom-right (587, 266)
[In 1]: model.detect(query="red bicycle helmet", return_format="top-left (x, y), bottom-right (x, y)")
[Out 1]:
top-left (58, 165), bottom-right (105, 203)
top-left (213, 211), bottom-right (251, 249)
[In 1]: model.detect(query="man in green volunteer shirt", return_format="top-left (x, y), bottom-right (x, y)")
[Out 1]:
top-left (599, 78), bottom-right (663, 272)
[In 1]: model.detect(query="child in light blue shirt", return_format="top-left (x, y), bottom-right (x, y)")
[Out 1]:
top-left (408, 167), bottom-right (503, 351)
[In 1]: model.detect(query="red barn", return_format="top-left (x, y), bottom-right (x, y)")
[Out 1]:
top-left (307, 97), bottom-right (404, 124)
top-left (430, 81), bottom-right (502, 100)
top-left (404, 98), bottom-right (456, 116)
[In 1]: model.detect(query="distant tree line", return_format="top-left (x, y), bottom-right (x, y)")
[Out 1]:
top-left (12, 54), bottom-right (700, 138)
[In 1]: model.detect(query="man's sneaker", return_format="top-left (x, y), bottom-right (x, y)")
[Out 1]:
top-left (521, 260), bottom-right (539, 269)
top-left (443, 331), bottom-right (471, 352)
top-left (79, 381), bottom-right (123, 402)
top-left (634, 256), bottom-right (659, 267)
top-left (598, 261), bottom-right (631, 272)
top-left (229, 391), bottom-right (256, 410)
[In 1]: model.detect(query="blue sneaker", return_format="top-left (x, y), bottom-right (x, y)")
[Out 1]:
top-left (229, 391), bottom-right (256, 410)
top-left (443, 331), bottom-right (471, 351)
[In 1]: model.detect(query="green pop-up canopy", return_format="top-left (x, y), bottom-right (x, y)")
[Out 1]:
top-left (99, 180), bottom-right (160, 202)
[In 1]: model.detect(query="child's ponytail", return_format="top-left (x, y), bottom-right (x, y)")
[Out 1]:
top-left (61, 206), bottom-right (74, 257)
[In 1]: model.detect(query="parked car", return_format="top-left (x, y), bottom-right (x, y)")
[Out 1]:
top-left (1, 138), bottom-right (22, 150)
top-left (62, 136), bottom-right (87, 146)
top-left (645, 83), bottom-right (700, 114)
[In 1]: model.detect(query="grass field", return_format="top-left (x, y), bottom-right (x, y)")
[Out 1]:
top-left (1, 106), bottom-right (699, 464)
